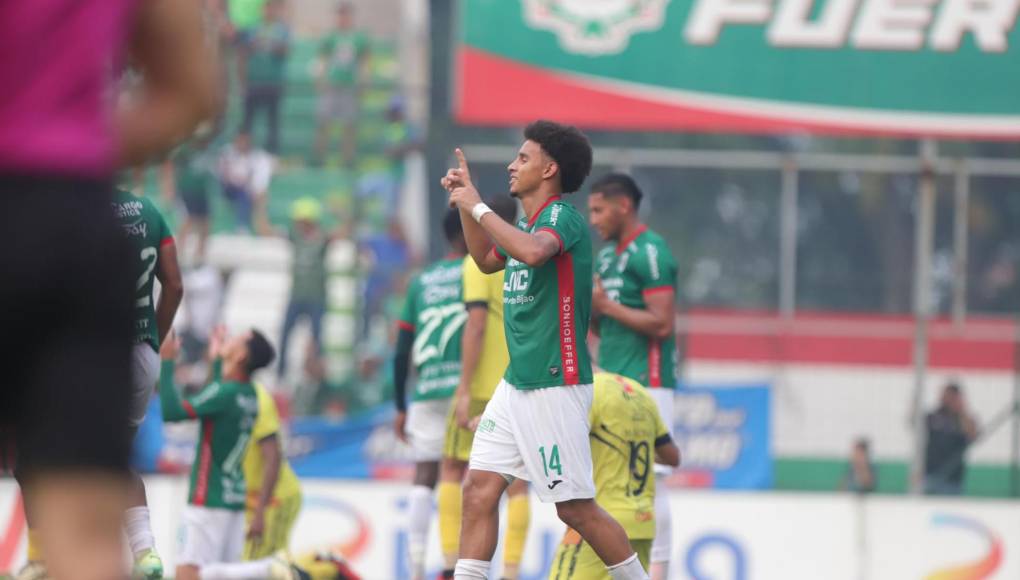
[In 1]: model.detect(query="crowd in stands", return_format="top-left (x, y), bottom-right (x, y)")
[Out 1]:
top-left (134, 0), bottom-right (422, 419)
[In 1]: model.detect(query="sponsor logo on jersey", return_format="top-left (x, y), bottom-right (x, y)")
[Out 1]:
top-left (423, 283), bottom-right (461, 305)
top-left (549, 202), bottom-right (562, 226)
top-left (113, 200), bottom-right (144, 219)
top-left (646, 243), bottom-right (661, 280)
top-left (523, 0), bottom-right (671, 55)
top-left (122, 220), bottom-right (149, 238)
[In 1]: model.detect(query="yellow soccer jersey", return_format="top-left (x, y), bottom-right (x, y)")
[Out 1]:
top-left (589, 372), bottom-right (669, 541)
top-left (244, 384), bottom-right (301, 508)
top-left (463, 255), bottom-right (509, 401)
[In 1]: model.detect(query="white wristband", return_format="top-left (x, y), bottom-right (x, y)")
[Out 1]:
top-left (471, 203), bottom-right (493, 223)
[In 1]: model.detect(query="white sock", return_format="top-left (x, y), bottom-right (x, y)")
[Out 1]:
top-left (199, 559), bottom-right (273, 580)
top-left (125, 506), bottom-right (156, 557)
top-left (453, 559), bottom-right (490, 579)
top-left (408, 484), bottom-right (434, 578)
top-left (607, 553), bottom-right (649, 580)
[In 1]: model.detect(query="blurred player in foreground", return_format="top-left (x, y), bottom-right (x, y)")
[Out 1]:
top-left (160, 329), bottom-right (299, 580)
top-left (437, 194), bottom-right (531, 580)
top-left (549, 372), bottom-right (680, 579)
top-left (444, 121), bottom-right (650, 580)
top-left (588, 174), bottom-right (679, 580)
top-left (393, 209), bottom-right (469, 580)
top-left (17, 188), bottom-right (183, 580)
top-left (0, 0), bottom-right (218, 577)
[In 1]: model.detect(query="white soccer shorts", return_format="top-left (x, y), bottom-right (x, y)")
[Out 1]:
top-left (129, 343), bottom-right (161, 428)
top-left (469, 380), bottom-right (596, 503)
top-left (406, 398), bottom-right (451, 462)
top-left (177, 505), bottom-right (246, 566)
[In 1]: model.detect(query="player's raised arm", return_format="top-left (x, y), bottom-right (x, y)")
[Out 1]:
top-left (444, 149), bottom-right (559, 271)
top-left (159, 331), bottom-right (231, 422)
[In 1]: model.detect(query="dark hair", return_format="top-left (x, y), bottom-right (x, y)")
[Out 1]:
top-left (487, 194), bottom-right (518, 223)
top-left (523, 120), bottom-right (593, 194)
top-left (590, 173), bottom-right (643, 210)
top-left (854, 437), bottom-right (871, 453)
top-left (442, 208), bottom-right (463, 245)
top-left (945, 381), bottom-right (962, 394)
top-left (245, 330), bottom-right (276, 375)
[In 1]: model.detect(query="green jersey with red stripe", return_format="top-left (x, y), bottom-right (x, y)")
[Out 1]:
top-left (397, 257), bottom-right (466, 401)
top-left (112, 189), bottom-right (174, 351)
top-left (496, 197), bottom-right (593, 389)
top-left (595, 226), bottom-right (679, 388)
top-left (159, 360), bottom-right (258, 510)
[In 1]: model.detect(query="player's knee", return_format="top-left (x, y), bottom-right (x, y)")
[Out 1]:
top-left (555, 498), bottom-right (596, 530)
top-left (461, 473), bottom-right (502, 516)
top-left (439, 457), bottom-right (467, 483)
top-left (414, 461), bottom-right (439, 487)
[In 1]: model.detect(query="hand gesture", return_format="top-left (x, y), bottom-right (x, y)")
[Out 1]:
top-left (441, 149), bottom-right (482, 212)
top-left (207, 324), bottom-right (227, 360)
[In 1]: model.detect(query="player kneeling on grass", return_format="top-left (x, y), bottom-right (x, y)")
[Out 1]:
top-left (549, 372), bottom-right (680, 580)
top-left (160, 328), bottom-right (304, 580)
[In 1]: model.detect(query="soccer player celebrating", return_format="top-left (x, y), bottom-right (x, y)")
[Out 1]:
top-left (393, 209), bottom-right (470, 580)
top-left (549, 372), bottom-right (680, 580)
top-left (437, 195), bottom-right (531, 580)
top-left (160, 328), bottom-right (288, 580)
top-left (442, 120), bottom-right (650, 580)
top-left (588, 174), bottom-right (679, 580)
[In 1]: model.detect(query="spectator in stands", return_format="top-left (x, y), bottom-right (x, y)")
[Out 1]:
top-left (239, 0), bottom-right (290, 153)
top-left (924, 381), bottom-right (979, 495)
top-left (256, 197), bottom-right (347, 384)
top-left (165, 135), bottom-right (216, 263)
top-left (314, 1), bottom-right (369, 167)
top-left (219, 131), bottom-right (275, 233)
top-left (840, 438), bottom-right (876, 494)
top-left (356, 96), bottom-right (423, 217)
top-left (177, 261), bottom-right (225, 369)
top-left (358, 218), bottom-right (416, 341)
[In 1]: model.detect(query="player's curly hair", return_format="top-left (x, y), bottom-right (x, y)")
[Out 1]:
top-left (524, 120), bottom-right (593, 194)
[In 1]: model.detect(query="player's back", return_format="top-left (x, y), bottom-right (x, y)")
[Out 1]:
top-left (589, 372), bottom-right (666, 541)
top-left (463, 255), bottom-right (508, 401)
top-left (112, 189), bottom-right (173, 349)
top-left (399, 257), bottom-right (466, 400)
top-left (0, 0), bottom-right (137, 176)
top-left (188, 380), bottom-right (259, 509)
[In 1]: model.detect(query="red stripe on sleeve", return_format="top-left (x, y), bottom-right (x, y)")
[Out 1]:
top-left (642, 286), bottom-right (674, 297)
top-left (193, 420), bottom-right (214, 505)
top-left (537, 227), bottom-right (565, 255)
top-left (490, 246), bottom-right (506, 261)
top-left (160, 236), bottom-right (175, 247)
top-left (555, 253), bottom-right (579, 385)
top-left (397, 320), bottom-right (414, 332)
top-left (182, 400), bottom-right (198, 419)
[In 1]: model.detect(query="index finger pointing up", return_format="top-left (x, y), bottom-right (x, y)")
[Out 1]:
top-left (455, 148), bottom-right (470, 173)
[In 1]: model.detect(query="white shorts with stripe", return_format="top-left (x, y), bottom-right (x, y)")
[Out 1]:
top-left (469, 380), bottom-right (595, 503)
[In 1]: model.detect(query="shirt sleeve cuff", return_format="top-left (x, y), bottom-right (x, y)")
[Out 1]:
top-left (642, 286), bottom-right (674, 297)
top-left (537, 227), bottom-right (565, 254)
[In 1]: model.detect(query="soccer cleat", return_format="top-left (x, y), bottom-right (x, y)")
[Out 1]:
top-left (133, 550), bottom-right (164, 580)
top-left (268, 552), bottom-right (311, 580)
top-left (14, 562), bottom-right (49, 580)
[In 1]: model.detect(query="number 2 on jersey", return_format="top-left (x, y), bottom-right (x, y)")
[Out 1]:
top-left (135, 247), bottom-right (158, 307)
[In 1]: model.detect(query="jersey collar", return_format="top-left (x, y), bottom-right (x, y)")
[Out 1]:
top-left (526, 195), bottom-right (562, 229)
top-left (616, 224), bottom-right (648, 255)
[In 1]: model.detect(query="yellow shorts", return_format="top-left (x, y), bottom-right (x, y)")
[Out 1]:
top-left (442, 398), bottom-right (488, 462)
top-left (547, 528), bottom-right (651, 580)
top-left (244, 491), bottom-right (303, 560)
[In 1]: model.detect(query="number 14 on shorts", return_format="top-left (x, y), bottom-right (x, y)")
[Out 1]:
top-left (539, 444), bottom-right (562, 484)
